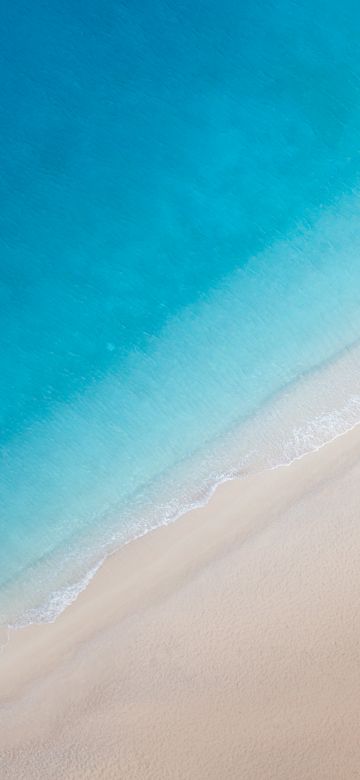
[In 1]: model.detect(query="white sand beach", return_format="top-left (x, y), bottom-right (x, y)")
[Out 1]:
top-left (1, 423), bottom-right (360, 778)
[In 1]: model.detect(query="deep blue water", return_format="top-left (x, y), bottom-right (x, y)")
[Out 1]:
top-left (2, 0), bottom-right (360, 623)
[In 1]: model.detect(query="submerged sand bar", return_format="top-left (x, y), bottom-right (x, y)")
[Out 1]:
top-left (1, 423), bottom-right (360, 777)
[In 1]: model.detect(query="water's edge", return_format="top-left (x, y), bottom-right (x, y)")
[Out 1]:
top-left (6, 338), bottom-right (360, 631)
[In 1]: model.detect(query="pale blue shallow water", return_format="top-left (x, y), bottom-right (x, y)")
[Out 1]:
top-left (2, 0), bottom-right (360, 624)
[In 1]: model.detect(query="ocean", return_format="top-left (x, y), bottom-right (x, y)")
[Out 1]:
top-left (2, 0), bottom-right (360, 626)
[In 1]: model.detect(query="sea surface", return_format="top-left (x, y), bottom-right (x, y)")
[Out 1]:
top-left (2, 0), bottom-right (360, 626)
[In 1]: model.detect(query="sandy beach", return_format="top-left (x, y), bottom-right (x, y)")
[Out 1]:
top-left (1, 423), bottom-right (360, 778)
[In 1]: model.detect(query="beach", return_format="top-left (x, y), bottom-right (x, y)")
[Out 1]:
top-left (1, 422), bottom-right (360, 778)
top-left (3, 1), bottom-right (360, 777)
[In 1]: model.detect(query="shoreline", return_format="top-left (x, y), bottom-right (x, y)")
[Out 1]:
top-left (1, 415), bottom-right (360, 700)
top-left (4, 334), bottom-right (360, 633)
top-left (2, 419), bottom-right (360, 776)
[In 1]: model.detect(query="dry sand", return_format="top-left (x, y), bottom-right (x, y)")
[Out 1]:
top-left (1, 424), bottom-right (360, 778)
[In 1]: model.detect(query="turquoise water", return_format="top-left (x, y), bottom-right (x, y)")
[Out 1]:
top-left (2, 0), bottom-right (360, 624)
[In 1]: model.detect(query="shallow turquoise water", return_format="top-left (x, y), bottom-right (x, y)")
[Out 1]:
top-left (2, 0), bottom-right (360, 623)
